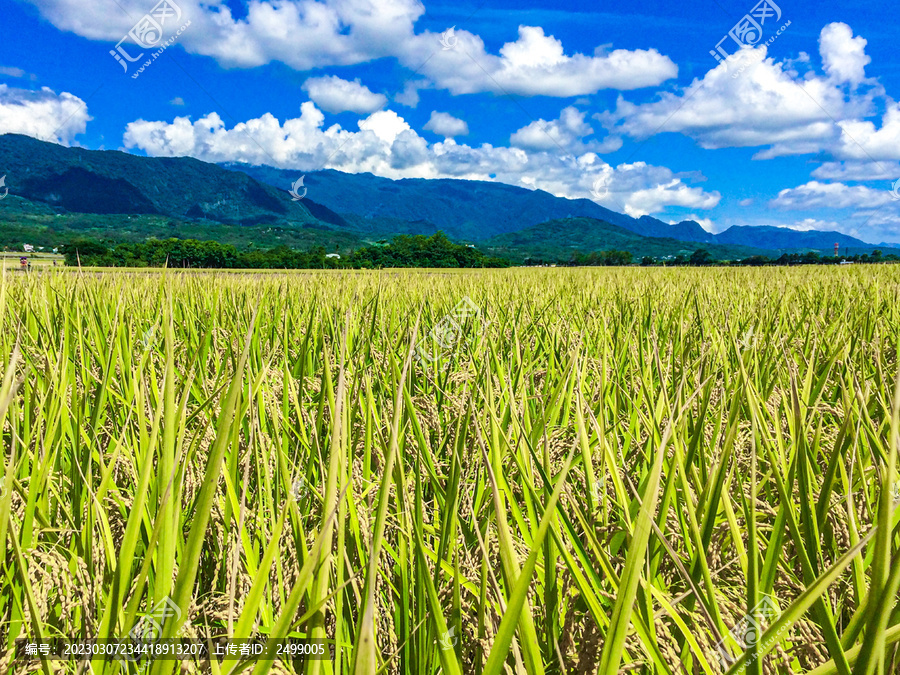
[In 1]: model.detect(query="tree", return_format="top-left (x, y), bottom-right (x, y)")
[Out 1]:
top-left (62, 239), bottom-right (108, 266)
top-left (801, 251), bottom-right (821, 264)
top-left (689, 249), bottom-right (713, 266)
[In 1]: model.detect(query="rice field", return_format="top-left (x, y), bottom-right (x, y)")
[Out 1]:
top-left (1, 265), bottom-right (899, 675)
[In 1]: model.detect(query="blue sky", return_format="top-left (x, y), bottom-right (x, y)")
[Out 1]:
top-left (2, 0), bottom-right (899, 242)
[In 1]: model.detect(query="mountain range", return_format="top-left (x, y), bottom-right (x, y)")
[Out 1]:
top-left (0, 133), bottom-right (889, 260)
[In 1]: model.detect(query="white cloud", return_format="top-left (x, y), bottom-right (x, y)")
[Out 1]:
top-left (170, 96), bottom-right (185, 106)
top-left (767, 181), bottom-right (900, 244)
top-left (680, 214), bottom-right (715, 232)
top-left (0, 84), bottom-right (89, 145)
top-left (0, 66), bottom-right (36, 80)
top-left (510, 106), bottom-right (620, 153)
top-left (811, 160), bottom-right (900, 181)
top-left (601, 23), bottom-right (880, 159)
top-left (619, 172), bottom-right (720, 217)
top-left (361, 109), bottom-right (410, 144)
top-left (25, 0), bottom-right (676, 97)
top-left (302, 76), bottom-right (387, 115)
top-left (41, 0), bottom-right (424, 71)
top-left (829, 103), bottom-right (900, 162)
top-left (778, 218), bottom-right (843, 231)
top-left (122, 104), bottom-right (718, 217)
top-left (770, 181), bottom-right (895, 210)
top-left (819, 23), bottom-right (870, 86)
top-left (423, 111), bottom-right (468, 138)
top-left (394, 79), bottom-right (428, 107)
top-left (846, 210), bottom-right (900, 237)
top-left (403, 25), bottom-right (676, 97)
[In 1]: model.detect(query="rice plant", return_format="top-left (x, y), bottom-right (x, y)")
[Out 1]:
top-left (1, 265), bottom-right (899, 674)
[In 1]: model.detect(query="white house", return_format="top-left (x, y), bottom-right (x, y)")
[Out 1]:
top-left (23, 244), bottom-right (34, 252)
top-left (326, 253), bottom-right (341, 259)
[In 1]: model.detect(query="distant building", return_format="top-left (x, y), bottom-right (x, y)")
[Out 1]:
top-left (23, 243), bottom-right (34, 252)
top-left (325, 253), bottom-right (341, 259)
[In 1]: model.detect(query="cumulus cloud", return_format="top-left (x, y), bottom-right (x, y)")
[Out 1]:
top-left (302, 76), bottom-right (387, 115)
top-left (600, 23), bottom-right (880, 159)
top-left (25, 0), bottom-right (676, 97)
top-left (769, 181), bottom-right (900, 243)
top-left (27, 0), bottom-right (423, 71)
top-left (830, 103), bottom-right (900, 162)
top-left (0, 84), bottom-right (89, 144)
top-left (819, 23), bottom-right (870, 85)
top-left (812, 160), bottom-right (900, 181)
top-left (423, 111), bottom-right (468, 138)
top-left (770, 181), bottom-right (894, 210)
top-left (122, 103), bottom-right (718, 217)
top-left (402, 25), bottom-right (677, 97)
top-left (510, 106), bottom-right (620, 153)
top-left (615, 168), bottom-right (721, 217)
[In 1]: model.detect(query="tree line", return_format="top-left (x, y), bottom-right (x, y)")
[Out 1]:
top-left (526, 248), bottom-right (900, 267)
top-left (726, 250), bottom-right (899, 266)
top-left (523, 250), bottom-right (633, 266)
top-left (60, 237), bottom-right (899, 269)
top-left (61, 232), bottom-right (509, 269)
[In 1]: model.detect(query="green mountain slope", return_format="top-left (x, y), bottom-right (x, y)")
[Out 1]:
top-left (1, 134), bottom-right (892, 259)
top-left (0, 134), bottom-right (333, 227)
top-left (481, 217), bottom-right (770, 261)
top-left (0, 195), bottom-right (362, 252)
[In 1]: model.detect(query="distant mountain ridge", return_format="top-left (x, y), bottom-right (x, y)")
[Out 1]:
top-left (225, 164), bottom-right (719, 244)
top-left (226, 163), bottom-right (880, 253)
top-left (481, 217), bottom-right (768, 262)
top-left (715, 226), bottom-right (872, 251)
top-left (0, 133), bottom-right (887, 257)
top-left (0, 134), bottom-right (330, 226)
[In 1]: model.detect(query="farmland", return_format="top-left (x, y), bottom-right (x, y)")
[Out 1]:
top-left (1, 266), bottom-right (899, 674)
